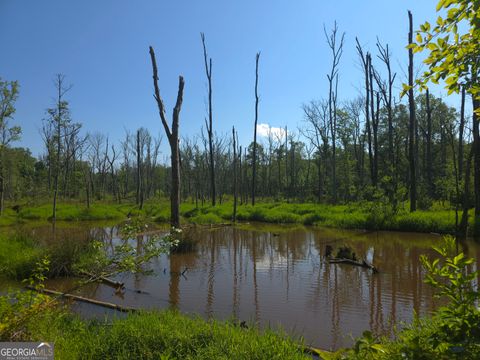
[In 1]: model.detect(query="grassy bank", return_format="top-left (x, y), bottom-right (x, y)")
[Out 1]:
top-left (0, 200), bottom-right (467, 234)
top-left (22, 309), bottom-right (310, 360)
top-left (179, 201), bottom-right (465, 235)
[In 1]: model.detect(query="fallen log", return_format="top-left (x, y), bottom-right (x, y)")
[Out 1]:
top-left (26, 286), bottom-right (137, 312)
top-left (328, 258), bottom-right (378, 273)
top-left (78, 270), bottom-right (124, 288)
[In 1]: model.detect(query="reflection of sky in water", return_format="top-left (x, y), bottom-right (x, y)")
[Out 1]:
top-left (9, 223), bottom-right (479, 350)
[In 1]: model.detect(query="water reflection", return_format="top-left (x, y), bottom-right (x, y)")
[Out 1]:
top-left (10, 223), bottom-right (479, 350)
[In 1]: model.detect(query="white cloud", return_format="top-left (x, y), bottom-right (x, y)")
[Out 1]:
top-left (256, 123), bottom-right (286, 140)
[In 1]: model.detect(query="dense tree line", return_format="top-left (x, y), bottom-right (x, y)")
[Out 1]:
top-left (0, 83), bottom-right (470, 210)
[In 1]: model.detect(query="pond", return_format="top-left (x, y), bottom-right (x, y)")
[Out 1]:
top-left (5, 222), bottom-right (480, 350)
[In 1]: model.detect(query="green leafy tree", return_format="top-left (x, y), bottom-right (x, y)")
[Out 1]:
top-left (0, 78), bottom-right (21, 214)
top-left (410, 0), bottom-right (479, 97)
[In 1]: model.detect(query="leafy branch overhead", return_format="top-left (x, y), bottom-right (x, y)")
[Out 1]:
top-left (406, 0), bottom-right (480, 99)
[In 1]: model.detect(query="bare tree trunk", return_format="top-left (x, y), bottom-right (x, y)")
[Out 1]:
top-left (232, 126), bottom-right (237, 222)
top-left (239, 145), bottom-right (243, 205)
top-left (201, 33), bottom-right (216, 206)
top-left (369, 58), bottom-right (378, 187)
top-left (426, 88), bottom-right (433, 197)
top-left (325, 23), bottom-right (344, 203)
top-left (408, 10), bottom-right (417, 212)
top-left (356, 39), bottom-right (374, 188)
top-left (136, 130), bottom-right (142, 208)
top-left (149, 46), bottom-right (185, 228)
top-left (375, 40), bottom-right (397, 205)
top-left (252, 52), bottom-right (260, 206)
top-left (285, 126), bottom-right (288, 200)
top-left (459, 87), bottom-right (466, 182)
top-left (52, 77), bottom-right (63, 222)
top-left (473, 94), bottom-right (480, 235)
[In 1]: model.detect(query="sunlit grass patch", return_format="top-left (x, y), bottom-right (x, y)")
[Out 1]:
top-left (28, 310), bottom-right (310, 360)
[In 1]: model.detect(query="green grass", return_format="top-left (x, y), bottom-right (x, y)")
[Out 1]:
top-left (178, 201), bottom-right (463, 234)
top-left (26, 310), bottom-right (310, 360)
top-left (18, 203), bottom-right (126, 221)
top-left (0, 199), bottom-right (469, 235)
top-left (0, 233), bottom-right (44, 279)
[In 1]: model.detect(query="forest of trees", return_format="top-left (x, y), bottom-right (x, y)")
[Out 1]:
top-left (0, 9), bottom-right (478, 233)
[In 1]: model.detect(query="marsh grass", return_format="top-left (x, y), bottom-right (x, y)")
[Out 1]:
top-left (0, 233), bottom-right (44, 279)
top-left (0, 199), bottom-right (467, 235)
top-left (27, 310), bottom-right (309, 360)
top-left (17, 203), bottom-right (126, 221)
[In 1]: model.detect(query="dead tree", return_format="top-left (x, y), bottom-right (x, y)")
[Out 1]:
top-left (459, 87), bottom-right (466, 182)
top-left (232, 126), bottom-right (238, 222)
top-left (325, 22), bottom-right (345, 203)
top-left (149, 46), bottom-right (185, 228)
top-left (369, 55), bottom-right (379, 187)
top-left (408, 10), bottom-right (417, 212)
top-left (50, 74), bottom-right (72, 222)
top-left (135, 129), bottom-right (143, 209)
top-left (375, 39), bottom-right (397, 205)
top-left (201, 33), bottom-right (216, 206)
top-left (251, 52), bottom-right (260, 206)
top-left (355, 38), bottom-right (375, 188)
top-left (426, 88), bottom-right (434, 197)
top-left (107, 144), bottom-right (120, 203)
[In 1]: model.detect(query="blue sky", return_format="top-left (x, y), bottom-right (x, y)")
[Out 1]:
top-left (1, 0), bottom-right (451, 158)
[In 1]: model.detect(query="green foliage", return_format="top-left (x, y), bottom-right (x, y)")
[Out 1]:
top-left (0, 78), bottom-right (21, 145)
top-left (74, 218), bottom-right (178, 278)
top-left (0, 256), bottom-right (53, 340)
top-left (411, 0), bottom-right (480, 100)
top-left (421, 236), bottom-right (480, 344)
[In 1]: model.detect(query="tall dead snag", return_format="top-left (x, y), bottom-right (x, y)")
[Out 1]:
top-left (232, 126), bottom-right (238, 222)
top-left (201, 33), bottom-right (216, 206)
top-left (426, 88), bottom-right (433, 197)
top-left (458, 87), bottom-right (465, 182)
top-left (375, 39), bottom-right (397, 206)
top-left (408, 10), bottom-right (417, 212)
top-left (149, 46), bottom-right (184, 228)
top-left (368, 55), bottom-right (378, 187)
top-left (50, 74), bottom-right (72, 222)
top-left (356, 39), bottom-right (374, 188)
top-left (251, 52), bottom-right (260, 206)
top-left (325, 22), bottom-right (345, 203)
top-left (136, 129), bottom-right (143, 209)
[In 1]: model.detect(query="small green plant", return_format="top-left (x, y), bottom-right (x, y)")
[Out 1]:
top-left (420, 236), bottom-right (480, 346)
top-left (74, 220), bottom-right (178, 278)
top-left (0, 256), bottom-right (53, 340)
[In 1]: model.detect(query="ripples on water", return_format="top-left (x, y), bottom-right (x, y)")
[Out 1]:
top-left (13, 222), bottom-right (480, 350)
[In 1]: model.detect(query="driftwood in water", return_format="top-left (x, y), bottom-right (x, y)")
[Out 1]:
top-left (78, 270), bottom-right (124, 288)
top-left (328, 258), bottom-right (378, 273)
top-left (26, 286), bottom-right (136, 312)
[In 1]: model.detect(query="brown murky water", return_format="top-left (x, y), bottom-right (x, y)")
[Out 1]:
top-left (6, 222), bottom-right (480, 350)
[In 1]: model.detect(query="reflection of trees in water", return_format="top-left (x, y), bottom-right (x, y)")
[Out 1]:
top-left (19, 223), bottom-right (480, 348)
top-left (198, 227), bottom-right (445, 342)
